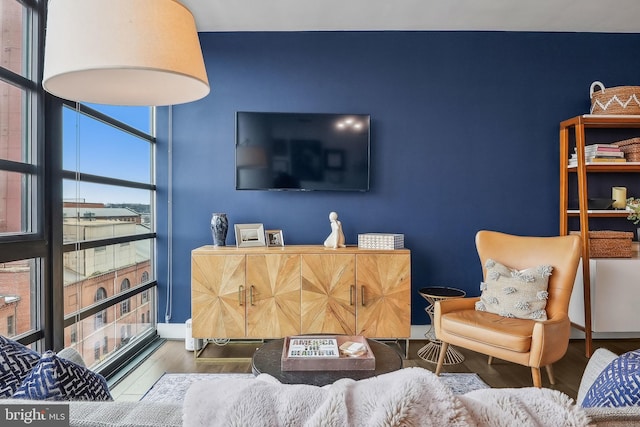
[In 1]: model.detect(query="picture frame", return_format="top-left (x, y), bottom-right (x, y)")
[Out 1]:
top-left (266, 229), bottom-right (285, 247)
top-left (234, 223), bottom-right (266, 247)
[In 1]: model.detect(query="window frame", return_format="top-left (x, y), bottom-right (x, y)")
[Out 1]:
top-left (59, 100), bottom-right (158, 377)
top-left (0, 1), bottom-right (161, 380)
top-left (0, 0), bottom-right (47, 350)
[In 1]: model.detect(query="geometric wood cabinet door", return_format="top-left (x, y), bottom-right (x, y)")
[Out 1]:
top-left (191, 253), bottom-right (245, 338)
top-left (191, 245), bottom-right (411, 340)
top-left (246, 253), bottom-right (301, 338)
top-left (356, 253), bottom-right (411, 338)
top-left (300, 253), bottom-right (356, 335)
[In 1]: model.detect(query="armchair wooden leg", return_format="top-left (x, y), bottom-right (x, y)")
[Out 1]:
top-left (435, 342), bottom-right (449, 376)
top-left (487, 356), bottom-right (493, 365)
top-left (531, 367), bottom-right (542, 388)
top-left (545, 365), bottom-right (555, 385)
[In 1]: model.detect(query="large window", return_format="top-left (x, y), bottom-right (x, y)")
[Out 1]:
top-left (62, 103), bottom-right (156, 368)
top-left (0, 0), bottom-right (158, 376)
top-left (0, 0), bottom-right (42, 345)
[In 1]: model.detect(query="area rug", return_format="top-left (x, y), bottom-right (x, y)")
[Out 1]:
top-left (140, 372), bottom-right (489, 404)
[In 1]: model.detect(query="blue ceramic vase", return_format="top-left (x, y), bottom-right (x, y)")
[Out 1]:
top-left (211, 213), bottom-right (228, 246)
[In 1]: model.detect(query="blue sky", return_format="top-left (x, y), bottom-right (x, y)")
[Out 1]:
top-left (62, 104), bottom-right (154, 205)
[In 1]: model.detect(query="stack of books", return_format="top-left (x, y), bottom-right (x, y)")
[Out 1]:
top-left (569, 144), bottom-right (626, 166)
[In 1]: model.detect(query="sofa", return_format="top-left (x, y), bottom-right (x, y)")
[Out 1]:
top-left (4, 347), bottom-right (640, 426)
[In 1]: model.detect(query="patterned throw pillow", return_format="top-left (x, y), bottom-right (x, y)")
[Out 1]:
top-left (582, 350), bottom-right (640, 407)
top-left (474, 259), bottom-right (552, 320)
top-left (0, 335), bottom-right (41, 398)
top-left (13, 351), bottom-right (112, 401)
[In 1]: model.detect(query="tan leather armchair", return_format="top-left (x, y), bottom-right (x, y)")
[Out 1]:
top-left (434, 230), bottom-right (582, 387)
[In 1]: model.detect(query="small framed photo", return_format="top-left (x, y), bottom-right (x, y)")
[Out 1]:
top-left (234, 223), bottom-right (266, 248)
top-left (266, 229), bottom-right (284, 247)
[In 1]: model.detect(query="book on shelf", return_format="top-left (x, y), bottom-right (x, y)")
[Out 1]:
top-left (575, 150), bottom-right (624, 158)
top-left (569, 157), bottom-right (628, 166)
top-left (583, 147), bottom-right (623, 154)
top-left (589, 152), bottom-right (625, 158)
top-left (590, 157), bottom-right (627, 162)
top-left (571, 154), bottom-right (625, 161)
top-left (570, 150), bottom-right (627, 164)
top-left (584, 143), bottom-right (621, 150)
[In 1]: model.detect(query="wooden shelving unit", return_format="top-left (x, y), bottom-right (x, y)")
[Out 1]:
top-left (559, 114), bottom-right (640, 357)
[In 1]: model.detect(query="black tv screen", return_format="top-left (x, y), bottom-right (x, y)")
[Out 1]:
top-left (235, 112), bottom-right (370, 191)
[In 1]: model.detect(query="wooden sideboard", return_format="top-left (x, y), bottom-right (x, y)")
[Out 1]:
top-left (191, 245), bottom-right (411, 340)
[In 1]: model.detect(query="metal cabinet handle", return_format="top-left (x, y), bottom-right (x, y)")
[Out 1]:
top-left (361, 286), bottom-right (365, 307)
top-left (350, 285), bottom-right (354, 305)
top-left (238, 285), bottom-right (244, 306)
top-left (250, 285), bottom-right (255, 306)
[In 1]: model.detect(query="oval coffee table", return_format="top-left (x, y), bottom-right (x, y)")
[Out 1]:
top-left (252, 338), bottom-right (403, 386)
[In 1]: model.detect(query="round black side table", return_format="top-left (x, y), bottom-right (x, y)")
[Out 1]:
top-left (417, 286), bottom-right (466, 364)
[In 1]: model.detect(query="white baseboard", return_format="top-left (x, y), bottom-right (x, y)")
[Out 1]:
top-left (157, 323), bottom-right (431, 341)
top-left (570, 327), bottom-right (640, 340)
top-left (157, 322), bottom-right (186, 340)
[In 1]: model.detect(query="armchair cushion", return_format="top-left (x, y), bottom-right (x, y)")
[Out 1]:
top-left (582, 349), bottom-right (640, 408)
top-left (475, 259), bottom-right (552, 320)
top-left (439, 308), bottom-right (535, 353)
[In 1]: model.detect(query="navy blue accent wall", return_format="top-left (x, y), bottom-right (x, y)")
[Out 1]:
top-left (156, 31), bottom-right (640, 327)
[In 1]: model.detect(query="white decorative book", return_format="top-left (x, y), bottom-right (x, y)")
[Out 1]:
top-left (286, 337), bottom-right (339, 358)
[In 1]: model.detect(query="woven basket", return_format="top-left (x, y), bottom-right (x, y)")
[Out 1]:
top-left (572, 230), bottom-right (634, 258)
top-left (613, 137), bottom-right (640, 162)
top-left (590, 81), bottom-right (640, 115)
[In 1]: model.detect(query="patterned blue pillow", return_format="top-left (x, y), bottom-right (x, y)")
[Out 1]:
top-left (0, 335), bottom-right (40, 398)
top-left (582, 349), bottom-right (640, 407)
top-left (13, 351), bottom-right (112, 401)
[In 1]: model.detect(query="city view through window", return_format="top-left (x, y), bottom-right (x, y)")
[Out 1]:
top-left (61, 104), bottom-right (156, 367)
top-left (0, 0), bottom-right (157, 368)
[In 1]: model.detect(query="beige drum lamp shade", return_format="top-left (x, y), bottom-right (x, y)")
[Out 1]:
top-left (43, 0), bottom-right (210, 106)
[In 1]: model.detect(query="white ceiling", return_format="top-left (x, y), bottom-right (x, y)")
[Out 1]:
top-left (180, 0), bottom-right (640, 33)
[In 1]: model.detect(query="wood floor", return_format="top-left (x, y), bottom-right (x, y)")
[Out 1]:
top-left (110, 338), bottom-right (640, 402)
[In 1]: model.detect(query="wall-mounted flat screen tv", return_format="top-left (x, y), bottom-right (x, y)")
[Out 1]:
top-left (235, 112), bottom-right (370, 191)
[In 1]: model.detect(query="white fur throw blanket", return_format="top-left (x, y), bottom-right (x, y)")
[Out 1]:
top-left (183, 367), bottom-right (589, 427)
